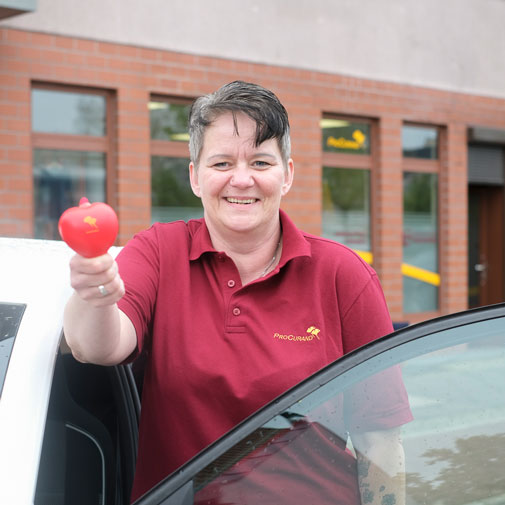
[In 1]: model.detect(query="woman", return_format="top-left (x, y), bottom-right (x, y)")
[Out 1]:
top-left (64, 81), bottom-right (410, 503)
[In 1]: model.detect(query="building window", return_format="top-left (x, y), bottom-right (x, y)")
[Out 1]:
top-left (402, 124), bottom-right (440, 314)
top-left (321, 118), bottom-right (371, 155)
top-left (322, 167), bottom-right (371, 253)
top-left (31, 85), bottom-right (113, 240)
top-left (321, 116), bottom-right (373, 263)
top-left (402, 124), bottom-right (438, 159)
top-left (149, 97), bottom-right (202, 223)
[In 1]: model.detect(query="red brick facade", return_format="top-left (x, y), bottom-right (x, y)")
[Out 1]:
top-left (2, 27), bottom-right (505, 322)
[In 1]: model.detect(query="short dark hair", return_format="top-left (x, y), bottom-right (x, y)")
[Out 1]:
top-left (188, 80), bottom-right (291, 166)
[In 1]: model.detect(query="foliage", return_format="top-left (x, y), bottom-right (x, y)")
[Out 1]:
top-left (406, 433), bottom-right (505, 505)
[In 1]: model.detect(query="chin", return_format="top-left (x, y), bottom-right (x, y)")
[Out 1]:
top-left (222, 216), bottom-right (260, 233)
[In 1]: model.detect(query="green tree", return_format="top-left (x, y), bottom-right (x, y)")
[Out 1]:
top-left (407, 433), bottom-right (505, 505)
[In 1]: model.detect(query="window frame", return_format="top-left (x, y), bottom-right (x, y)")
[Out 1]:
top-left (402, 123), bottom-right (440, 161)
top-left (149, 94), bottom-right (199, 224)
top-left (401, 122), bottom-right (442, 318)
top-left (321, 114), bottom-right (377, 261)
top-left (149, 94), bottom-right (193, 158)
top-left (31, 82), bottom-right (117, 210)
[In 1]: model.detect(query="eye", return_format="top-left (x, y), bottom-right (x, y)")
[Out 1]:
top-left (252, 160), bottom-right (271, 169)
top-left (212, 161), bottom-right (230, 170)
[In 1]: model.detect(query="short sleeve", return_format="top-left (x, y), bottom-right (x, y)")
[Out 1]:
top-left (337, 262), bottom-right (412, 432)
top-left (344, 365), bottom-right (414, 433)
top-left (341, 274), bottom-right (394, 354)
top-left (117, 226), bottom-right (160, 357)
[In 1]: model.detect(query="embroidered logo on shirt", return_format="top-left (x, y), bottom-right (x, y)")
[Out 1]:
top-left (273, 326), bottom-right (321, 342)
top-left (306, 326), bottom-right (321, 338)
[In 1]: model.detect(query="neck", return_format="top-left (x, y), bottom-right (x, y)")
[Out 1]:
top-left (206, 221), bottom-right (283, 284)
top-left (259, 235), bottom-right (282, 278)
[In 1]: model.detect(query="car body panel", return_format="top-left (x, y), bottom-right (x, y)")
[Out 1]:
top-left (0, 238), bottom-right (121, 505)
top-left (0, 238), bottom-right (76, 504)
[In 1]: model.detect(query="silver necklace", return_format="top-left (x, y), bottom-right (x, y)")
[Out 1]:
top-left (260, 238), bottom-right (282, 277)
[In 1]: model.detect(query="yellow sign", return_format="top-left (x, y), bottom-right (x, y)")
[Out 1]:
top-left (354, 250), bottom-right (441, 287)
top-left (327, 129), bottom-right (366, 150)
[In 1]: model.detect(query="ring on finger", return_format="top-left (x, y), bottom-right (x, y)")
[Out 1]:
top-left (98, 284), bottom-right (109, 297)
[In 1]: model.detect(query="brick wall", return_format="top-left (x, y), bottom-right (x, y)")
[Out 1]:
top-left (2, 27), bottom-right (505, 321)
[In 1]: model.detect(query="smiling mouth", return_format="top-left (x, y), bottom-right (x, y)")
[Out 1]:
top-left (226, 197), bottom-right (257, 204)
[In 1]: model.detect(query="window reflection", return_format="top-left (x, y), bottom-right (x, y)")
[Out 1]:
top-left (322, 167), bottom-right (371, 254)
top-left (33, 149), bottom-right (106, 239)
top-left (151, 156), bottom-right (202, 223)
top-left (402, 125), bottom-right (438, 159)
top-left (192, 315), bottom-right (505, 505)
top-left (402, 323), bottom-right (505, 504)
top-left (32, 89), bottom-right (106, 136)
top-left (403, 172), bottom-right (439, 313)
top-left (321, 119), bottom-right (371, 155)
top-left (0, 303), bottom-right (26, 396)
top-left (149, 101), bottom-right (191, 142)
top-left (31, 86), bottom-right (111, 240)
top-left (194, 353), bottom-right (411, 503)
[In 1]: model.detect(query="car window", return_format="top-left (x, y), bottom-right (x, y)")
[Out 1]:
top-left (184, 315), bottom-right (505, 505)
top-left (0, 303), bottom-right (26, 396)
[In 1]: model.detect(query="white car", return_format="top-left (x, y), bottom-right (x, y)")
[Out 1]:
top-left (1, 237), bottom-right (505, 505)
top-left (0, 238), bottom-right (139, 505)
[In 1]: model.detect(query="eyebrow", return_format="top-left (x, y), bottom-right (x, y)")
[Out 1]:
top-left (207, 152), bottom-right (277, 161)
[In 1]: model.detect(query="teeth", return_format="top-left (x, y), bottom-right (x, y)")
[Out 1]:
top-left (226, 198), bottom-right (256, 204)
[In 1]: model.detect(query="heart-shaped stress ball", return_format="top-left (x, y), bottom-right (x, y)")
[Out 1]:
top-left (58, 197), bottom-right (119, 258)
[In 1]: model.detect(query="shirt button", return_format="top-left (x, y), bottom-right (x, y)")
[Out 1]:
top-left (227, 279), bottom-right (236, 288)
top-left (232, 307), bottom-right (241, 316)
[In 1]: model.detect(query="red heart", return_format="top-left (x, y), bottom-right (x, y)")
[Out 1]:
top-left (58, 197), bottom-right (119, 258)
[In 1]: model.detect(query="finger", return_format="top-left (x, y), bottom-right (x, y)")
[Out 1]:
top-left (85, 260), bottom-right (119, 287)
top-left (70, 256), bottom-right (118, 289)
top-left (71, 268), bottom-right (121, 295)
top-left (77, 276), bottom-right (125, 307)
top-left (69, 253), bottom-right (114, 275)
top-left (96, 275), bottom-right (124, 299)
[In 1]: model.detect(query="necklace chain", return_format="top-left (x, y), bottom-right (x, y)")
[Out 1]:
top-left (260, 238), bottom-right (282, 277)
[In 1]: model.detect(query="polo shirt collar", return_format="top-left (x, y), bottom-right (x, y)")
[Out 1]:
top-left (188, 219), bottom-right (215, 261)
top-left (278, 209), bottom-right (312, 266)
top-left (188, 209), bottom-right (312, 264)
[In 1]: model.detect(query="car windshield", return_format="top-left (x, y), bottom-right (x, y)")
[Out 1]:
top-left (0, 303), bottom-right (26, 396)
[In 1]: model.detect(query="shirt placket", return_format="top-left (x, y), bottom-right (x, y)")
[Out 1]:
top-left (215, 253), bottom-right (246, 334)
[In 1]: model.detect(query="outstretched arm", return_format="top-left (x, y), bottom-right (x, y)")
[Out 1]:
top-left (64, 252), bottom-right (137, 365)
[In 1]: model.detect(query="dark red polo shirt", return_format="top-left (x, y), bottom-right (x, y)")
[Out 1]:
top-left (117, 210), bottom-right (400, 501)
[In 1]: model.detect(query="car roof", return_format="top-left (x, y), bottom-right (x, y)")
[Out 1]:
top-left (0, 237), bottom-right (74, 304)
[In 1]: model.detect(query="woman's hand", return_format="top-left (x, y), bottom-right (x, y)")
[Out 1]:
top-left (69, 253), bottom-right (125, 307)
top-left (64, 253), bottom-right (136, 365)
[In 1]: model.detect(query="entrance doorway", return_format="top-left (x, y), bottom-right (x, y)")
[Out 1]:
top-left (468, 185), bottom-right (504, 308)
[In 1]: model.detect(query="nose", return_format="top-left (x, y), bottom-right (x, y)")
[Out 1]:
top-left (229, 163), bottom-right (254, 188)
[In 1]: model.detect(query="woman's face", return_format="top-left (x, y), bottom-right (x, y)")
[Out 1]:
top-left (189, 112), bottom-right (293, 240)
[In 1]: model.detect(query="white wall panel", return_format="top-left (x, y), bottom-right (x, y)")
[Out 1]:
top-left (2, 0), bottom-right (505, 98)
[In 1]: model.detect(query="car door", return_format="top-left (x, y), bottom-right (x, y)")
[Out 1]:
top-left (34, 345), bottom-right (141, 505)
top-left (134, 303), bottom-right (505, 505)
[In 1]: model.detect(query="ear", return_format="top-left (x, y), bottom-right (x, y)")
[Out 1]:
top-left (281, 158), bottom-right (294, 196)
top-left (189, 161), bottom-right (201, 197)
